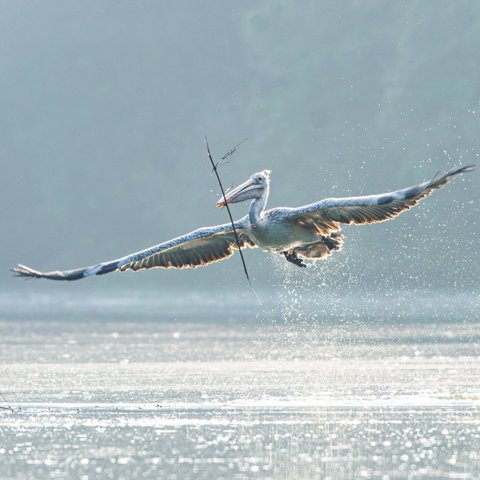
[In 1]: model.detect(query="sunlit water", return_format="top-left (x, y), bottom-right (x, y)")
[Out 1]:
top-left (0, 291), bottom-right (479, 479)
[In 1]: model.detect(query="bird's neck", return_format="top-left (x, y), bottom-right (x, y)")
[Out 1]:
top-left (249, 186), bottom-right (269, 225)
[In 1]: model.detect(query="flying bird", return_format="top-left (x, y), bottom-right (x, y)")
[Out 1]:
top-left (12, 165), bottom-right (474, 280)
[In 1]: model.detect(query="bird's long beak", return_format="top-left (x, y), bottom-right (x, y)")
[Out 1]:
top-left (216, 178), bottom-right (260, 208)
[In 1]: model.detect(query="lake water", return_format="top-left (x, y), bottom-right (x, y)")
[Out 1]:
top-left (0, 291), bottom-right (479, 479)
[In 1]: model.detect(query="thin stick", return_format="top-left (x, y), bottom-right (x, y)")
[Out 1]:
top-left (0, 392), bottom-right (13, 413)
top-left (214, 138), bottom-right (248, 169)
top-left (204, 136), bottom-right (261, 303)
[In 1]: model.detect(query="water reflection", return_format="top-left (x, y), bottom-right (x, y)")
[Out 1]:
top-left (0, 292), bottom-right (479, 479)
top-left (2, 404), bottom-right (479, 479)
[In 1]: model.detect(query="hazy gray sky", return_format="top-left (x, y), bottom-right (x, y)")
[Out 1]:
top-left (3, 1), bottom-right (479, 294)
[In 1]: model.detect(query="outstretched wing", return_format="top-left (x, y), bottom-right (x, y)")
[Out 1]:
top-left (12, 219), bottom-right (255, 281)
top-left (119, 224), bottom-right (255, 272)
top-left (284, 165), bottom-right (474, 235)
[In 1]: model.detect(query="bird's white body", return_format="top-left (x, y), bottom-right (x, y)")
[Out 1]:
top-left (246, 208), bottom-right (317, 252)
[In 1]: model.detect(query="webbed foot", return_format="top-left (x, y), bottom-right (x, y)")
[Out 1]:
top-left (282, 250), bottom-right (307, 268)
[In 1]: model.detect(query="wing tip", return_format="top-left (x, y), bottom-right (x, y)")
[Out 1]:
top-left (428, 164), bottom-right (476, 189)
top-left (11, 264), bottom-right (43, 279)
top-left (11, 263), bottom-right (88, 281)
top-left (446, 164), bottom-right (475, 177)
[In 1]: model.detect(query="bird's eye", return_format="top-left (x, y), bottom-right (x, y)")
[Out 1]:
top-left (256, 176), bottom-right (263, 183)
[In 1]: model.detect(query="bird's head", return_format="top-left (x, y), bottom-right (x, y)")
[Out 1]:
top-left (216, 170), bottom-right (271, 208)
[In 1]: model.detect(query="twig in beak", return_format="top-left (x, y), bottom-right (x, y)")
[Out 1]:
top-left (204, 136), bottom-right (261, 304)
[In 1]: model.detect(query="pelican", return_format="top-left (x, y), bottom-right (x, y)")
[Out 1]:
top-left (12, 165), bottom-right (474, 280)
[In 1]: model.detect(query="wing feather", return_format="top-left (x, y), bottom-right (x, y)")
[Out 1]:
top-left (120, 227), bottom-right (255, 271)
top-left (12, 219), bottom-right (255, 281)
top-left (285, 165), bottom-right (474, 234)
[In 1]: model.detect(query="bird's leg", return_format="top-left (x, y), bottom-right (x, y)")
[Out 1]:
top-left (320, 234), bottom-right (341, 251)
top-left (282, 250), bottom-right (307, 268)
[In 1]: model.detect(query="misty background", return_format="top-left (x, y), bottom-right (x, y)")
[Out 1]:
top-left (2, 1), bottom-right (479, 299)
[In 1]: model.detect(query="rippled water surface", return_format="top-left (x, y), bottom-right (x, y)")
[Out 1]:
top-left (0, 292), bottom-right (479, 479)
